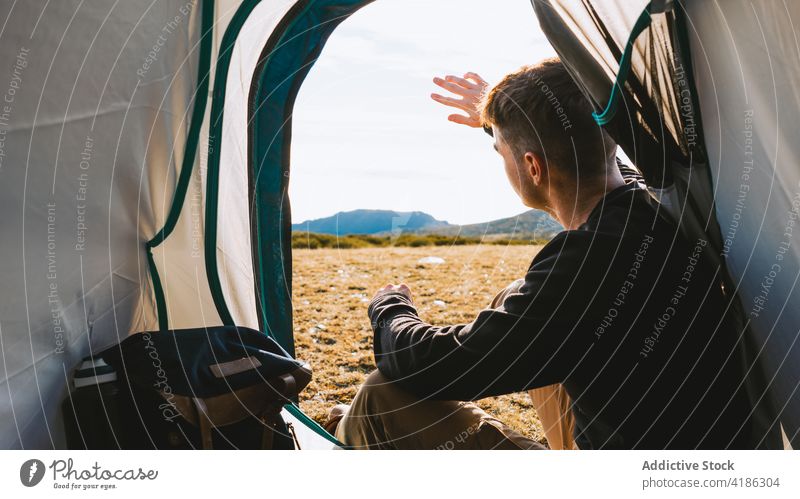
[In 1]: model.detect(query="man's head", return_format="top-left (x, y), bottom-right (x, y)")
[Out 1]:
top-left (480, 58), bottom-right (616, 210)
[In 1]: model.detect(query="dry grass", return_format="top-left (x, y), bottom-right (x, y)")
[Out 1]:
top-left (293, 244), bottom-right (547, 444)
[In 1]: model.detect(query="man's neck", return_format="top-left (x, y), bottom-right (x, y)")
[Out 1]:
top-left (547, 171), bottom-right (626, 230)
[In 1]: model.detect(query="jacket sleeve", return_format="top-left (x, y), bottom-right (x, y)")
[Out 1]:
top-left (368, 237), bottom-right (590, 401)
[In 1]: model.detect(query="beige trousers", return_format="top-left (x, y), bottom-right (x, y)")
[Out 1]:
top-left (336, 279), bottom-right (576, 450)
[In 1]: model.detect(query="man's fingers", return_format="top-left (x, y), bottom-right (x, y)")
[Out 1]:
top-left (448, 114), bottom-right (480, 127)
top-left (433, 77), bottom-right (475, 96)
top-left (443, 74), bottom-right (479, 90)
top-left (372, 283), bottom-right (394, 301)
top-left (430, 93), bottom-right (472, 112)
top-left (464, 72), bottom-right (488, 87)
top-left (372, 283), bottom-right (414, 303)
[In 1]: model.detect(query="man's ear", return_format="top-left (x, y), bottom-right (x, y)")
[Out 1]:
top-left (525, 151), bottom-right (546, 186)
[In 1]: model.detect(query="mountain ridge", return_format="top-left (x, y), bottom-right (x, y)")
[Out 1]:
top-left (291, 208), bottom-right (562, 240)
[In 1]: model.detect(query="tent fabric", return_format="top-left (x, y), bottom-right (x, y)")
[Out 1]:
top-left (205, 0), bottom-right (300, 331)
top-left (247, 0), bottom-right (373, 356)
top-left (241, 0), bottom-right (374, 445)
top-left (686, 0), bottom-right (800, 447)
top-left (0, 0), bottom-right (357, 450)
top-left (146, 0), bottom-right (214, 333)
top-left (532, 0), bottom-right (723, 291)
top-left (532, 0), bottom-right (795, 447)
top-left (0, 0), bottom-right (342, 449)
top-left (2, 0), bottom-right (798, 451)
top-left (204, 0), bottom-right (361, 447)
top-left (533, 0), bottom-right (706, 187)
top-left (0, 0), bottom-right (205, 448)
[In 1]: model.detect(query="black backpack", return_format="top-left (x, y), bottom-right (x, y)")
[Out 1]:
top-left (82, 326), bottom-right (311, 449)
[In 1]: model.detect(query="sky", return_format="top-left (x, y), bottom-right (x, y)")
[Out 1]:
top-left (290, 0), bottom-right (557, 226)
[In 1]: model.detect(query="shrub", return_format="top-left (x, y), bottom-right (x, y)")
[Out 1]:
top-left (291, 232), bottom-right (546, 249)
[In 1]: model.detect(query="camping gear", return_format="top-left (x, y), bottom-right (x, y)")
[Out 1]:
top-left (0, 0), bottom-right (797, 449)
top-left (63, 327), bottom-right (307, 449)
top-left (62, 358), bottom-right (128, 449)
top-left (98, 326), bottom-right (310, 449)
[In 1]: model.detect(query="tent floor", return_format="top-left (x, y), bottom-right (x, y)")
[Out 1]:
top-left (282, 409), bottom-right (340, 450)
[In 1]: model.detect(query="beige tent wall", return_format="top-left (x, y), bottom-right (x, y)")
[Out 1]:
top-left (213, 0), bottom-right (300, 330)
top-left (0, 0), bottom-right (314, 449)
top-left (0, 0), bottom-right (204, 448)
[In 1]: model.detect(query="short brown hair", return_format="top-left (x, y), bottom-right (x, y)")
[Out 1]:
top-left (481, 58), bottom-right (614, 177)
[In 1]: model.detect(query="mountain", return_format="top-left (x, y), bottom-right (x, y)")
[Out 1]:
top-left (292, 209), bottom-right (563, 240)
top-left (421, 209), bottom-right (563, 240)
top-left (291, 209), bottom-right (451, 235)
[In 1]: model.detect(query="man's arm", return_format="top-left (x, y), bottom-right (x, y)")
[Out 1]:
top-left (368, 237), bottom-right (589, 401)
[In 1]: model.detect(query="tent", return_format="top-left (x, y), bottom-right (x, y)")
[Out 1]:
top-left (0, 0), bottom-right (796, 449)
top-left (532, 0), bottom-right (799, 449)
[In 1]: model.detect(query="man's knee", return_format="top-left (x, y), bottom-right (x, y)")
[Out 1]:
top-left (336, 370), bottom-right (412, 448)
top-left (489, 278), bottom-right (526, 309)
top-left (361, 369), bottom-right (391, 388)
top-left (348, 370), bottom-right (412, 415)
top-left (357, 370), bottom-right (393, 401)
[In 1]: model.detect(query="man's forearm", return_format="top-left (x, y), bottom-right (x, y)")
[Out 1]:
top-left (366, 288), bottom-right (567, 400)
top-left (367, 291), bottom-right (476, 398)
top-left (368, 291), bottom-right (438, 379)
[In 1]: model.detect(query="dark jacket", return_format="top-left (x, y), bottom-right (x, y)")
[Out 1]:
top-left (368, 167), bottom-right (756, 449)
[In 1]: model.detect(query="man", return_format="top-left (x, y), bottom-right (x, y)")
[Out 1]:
top-left (331, 58), bottom-right (756, 449)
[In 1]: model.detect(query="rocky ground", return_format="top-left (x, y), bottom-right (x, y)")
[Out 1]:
top-left (293, 244), bottom-right (547, 444)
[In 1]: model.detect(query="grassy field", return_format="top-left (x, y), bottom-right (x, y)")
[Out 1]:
top-left (293, 244), bottom-right (548, 444)
top-left (292, 231), bottom-right (548, 249)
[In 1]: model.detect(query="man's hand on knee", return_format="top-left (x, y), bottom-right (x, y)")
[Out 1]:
top-left (372, 283), bottom-right (413, 303)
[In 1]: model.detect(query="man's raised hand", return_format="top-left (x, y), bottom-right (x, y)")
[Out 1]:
top-left (431, 72), bottom-right (489, 128)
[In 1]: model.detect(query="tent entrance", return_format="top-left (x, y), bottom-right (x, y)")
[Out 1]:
top-left (200, 0), bottom-right (374, 448)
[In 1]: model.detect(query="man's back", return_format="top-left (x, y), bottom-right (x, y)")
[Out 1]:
top-left (546, 182), bottom-right (756, 448)
top-left (370, 178), bottom-right (757, 449)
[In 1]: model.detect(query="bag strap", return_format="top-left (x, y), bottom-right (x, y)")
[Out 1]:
top-left (260, 415), bottom-right (278, 450)
top-left (164, 367), bottom-right (310, 449)
top-left (192, 398), bottom-right (214, 450)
